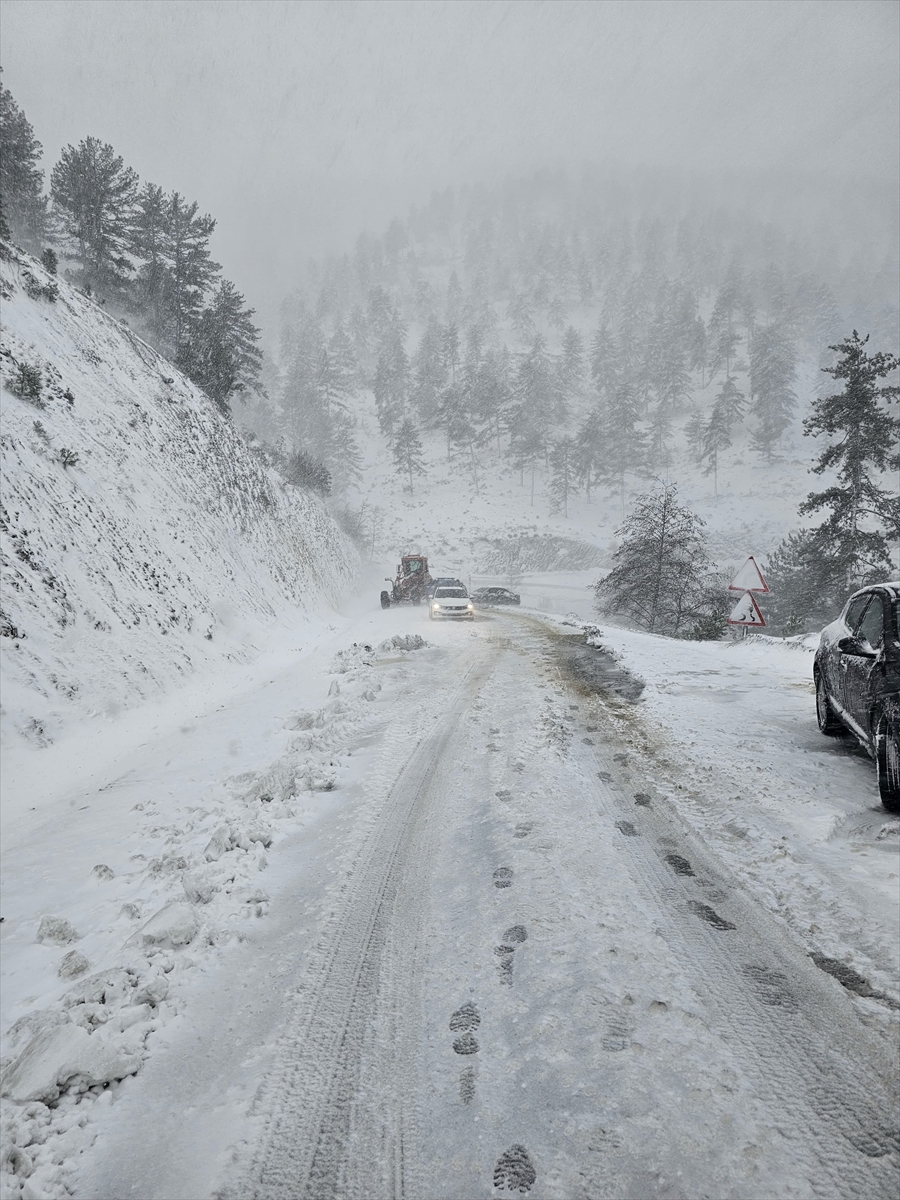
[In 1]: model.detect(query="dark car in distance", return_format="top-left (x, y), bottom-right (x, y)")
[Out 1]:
top-left (425, 576), bottom-right (464, 598)
top-left (471, 587), bottom-right (521, 607)
top-left (814, 581), bottom-right (900, 811)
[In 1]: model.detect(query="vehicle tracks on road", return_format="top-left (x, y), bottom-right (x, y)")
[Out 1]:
top-left (221, 640), bottom-right (500, 1200)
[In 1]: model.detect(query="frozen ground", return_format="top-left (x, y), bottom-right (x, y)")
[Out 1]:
top-left (2, 584), bottom-right (897, 1199)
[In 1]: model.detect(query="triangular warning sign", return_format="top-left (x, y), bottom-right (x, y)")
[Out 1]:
top-left (727, 591), bottom-right (766, 627)
top-left (728, 556), bottom-right (770, 593)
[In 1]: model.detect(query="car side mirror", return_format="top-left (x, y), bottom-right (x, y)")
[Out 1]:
top-left (838, 636), bottom-right (876, 659)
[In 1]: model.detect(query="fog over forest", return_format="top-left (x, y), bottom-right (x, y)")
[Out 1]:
top-left (2, 0), bottom-right (898, 324)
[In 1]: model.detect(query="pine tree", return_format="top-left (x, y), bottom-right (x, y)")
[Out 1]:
top-left (0, 73), bottom-right (47, 252)
top-left (701, 403), bottom-right (732, 497)
top-left (799, 331), bottom-right (900, 589)
top-left (749, 322), bottom-right (796, 460)
top-left (50, 136), bottom-right (138, 293)
top-left (594, 482), bottom-right (712, 636)
top-left (560, 325), bottom-right (585, 403)
top-left (589, 324), bottom-right (619, 400)
top-left (548, 437), bottom-right (576, 517)
top-left (701, 376), bottom-right (745, 496)
top-left (412, 316), bottom-right (446, 425)
top-left (166, 192), bottom-right (220, 359)
top-left (508, 334), bottom-right (558, 502)
top-left (373, 324), bottom-right (410, 443)
top-left (180, 280), bottom-right (262, 415)
top-left (130, 182), bottom-right (169, 338)
top-left (574, 405), bottom-right (604, 502)
top-left (596, 380), bottom-right (646, 516)
top-left (392, 417), bottom-right (426, 492)
top-left (683, 406), bottom-right (706, 463)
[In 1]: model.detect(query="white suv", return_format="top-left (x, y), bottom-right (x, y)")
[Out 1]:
top-left (429, 586), bottom-right (475, 620)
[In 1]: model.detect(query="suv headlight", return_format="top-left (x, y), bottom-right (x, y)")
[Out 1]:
top-left (467, 603), bottom-right (474, 609)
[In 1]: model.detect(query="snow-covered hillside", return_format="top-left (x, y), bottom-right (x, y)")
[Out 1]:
top-left (0, 245), bottom-right (356, 746)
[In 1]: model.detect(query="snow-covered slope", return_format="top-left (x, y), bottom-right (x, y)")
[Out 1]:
top-left (0, 246), bottom-right (355, 745)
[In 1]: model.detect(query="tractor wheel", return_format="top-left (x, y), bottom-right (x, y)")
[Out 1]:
top-left (380, 590), bottom-right (391, 609)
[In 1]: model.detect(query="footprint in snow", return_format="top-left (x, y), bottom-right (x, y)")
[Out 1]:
top-left (664, 853), bottom-right (694, 876)
top-left (459, 1066), bottom-right (476, 1105)
top-left (449, 1001), bottom-right (481, 1032)
top-left (601, 1009), bottom-right (634, 1052)
top-left (597, 772), bottom-right (612, 782)
top-left (495, 789), bottom-right (512, 801)
top-left (689, 900), bottom-right (736, 930)
top-left (513, 823), bottom-right (533, 839)
top-left (615, 820), bottom-right (639, 837)
top-left (493, 866), bottom-right (513, 888)
top-left (493, 1144), bottom-right (536, 1193)
top-left (494, 926), bottom-right (527, 986)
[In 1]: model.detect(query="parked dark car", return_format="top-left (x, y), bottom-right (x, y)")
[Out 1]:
top-left (471, 587), bottom-right (521, 607)
top-left (425, 576), bottom-right (464, 598)
top-left (814, 582), bottom-right (900, 811)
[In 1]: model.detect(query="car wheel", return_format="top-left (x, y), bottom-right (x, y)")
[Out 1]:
top-left (815, 672), bottom-right (844, 736)
top-left (875, 710), bottom-right (900, 812)
top-left (380, 591), bottom-right (391, 609)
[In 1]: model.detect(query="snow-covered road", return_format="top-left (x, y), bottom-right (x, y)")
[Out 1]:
top-left (3, 604), bottom-right (898, 1200)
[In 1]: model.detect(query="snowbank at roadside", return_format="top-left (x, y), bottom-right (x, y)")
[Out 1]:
top-left (0, 244), bottom-right (355, 748)
top-left (0, 608), bottom-right (433, 1200)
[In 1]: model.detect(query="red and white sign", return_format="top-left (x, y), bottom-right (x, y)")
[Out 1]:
top-left (728, 556), bottom-right (770, 593)
top-left (727, 591), bottom-right (766, 627)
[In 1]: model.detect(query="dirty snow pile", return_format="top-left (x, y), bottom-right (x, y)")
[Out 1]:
top-left (0, 631), bottom-right (429, 1200)
top-left (0, 243), bottom-right (355, 746)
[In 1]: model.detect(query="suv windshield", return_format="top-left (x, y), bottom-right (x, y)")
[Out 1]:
top-left (435, 588), bottom-right (467, 598)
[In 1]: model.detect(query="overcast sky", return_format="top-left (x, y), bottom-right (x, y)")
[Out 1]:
top-left (2, 0), bottom-right (898, 327)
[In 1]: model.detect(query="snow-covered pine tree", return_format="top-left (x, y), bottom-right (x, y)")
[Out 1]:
top-left (0, 73), bottom-right (47, 252)
top-left (594, 482), bottom-right (712, 636)
top-left (574, 405), bottom-right (604, 502)
top-left (372, 326), bottom-right (410, 443)
top-left (749, 321), bottom-right (796, 460)
top-left (560, 326), bottom-right (585, 402)
top-left (413, 317), bottom-right (446, 426)
top-left (700, 376), bottom-right (745, 495)
top-left (180, 279), bottom-right (262, 416)
top-left (166, 192), bottom-right (220, 361)
top-left (596, 380), bottom-right (646, 516)
top-left (392, 417), bottom-right (426, 493)
top-left (50, 136), bottom-right (138, 295)
top-left (589, 324), bottom-right (620, 400)
top-left (129, 182), bottom-right (169, 340)
top-left (799, 331), bottom-right (900, 589)
top-left (548, 437), bottom-right (576, 517)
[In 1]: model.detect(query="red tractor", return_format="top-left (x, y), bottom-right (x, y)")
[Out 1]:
top-left (381, 554), bottom-right (432, 608)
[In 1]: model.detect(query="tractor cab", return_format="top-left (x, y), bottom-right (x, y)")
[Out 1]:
top-left (380, 554), bottom-right (432, 608)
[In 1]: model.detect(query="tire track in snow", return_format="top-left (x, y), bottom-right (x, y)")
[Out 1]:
top-left (221, 641), bottom-right (500, 1200)
top-left (533, 615), bottom-right (900, 1199)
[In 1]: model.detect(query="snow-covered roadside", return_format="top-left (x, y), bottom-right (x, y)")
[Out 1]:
top-left (0, 589), bottom-right (446, 1200)
top-left (524, 612), bottom-right (900, 1015)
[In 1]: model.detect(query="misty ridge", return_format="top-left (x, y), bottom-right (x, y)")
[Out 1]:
top-left (1, 59), bottom-right (898, 640)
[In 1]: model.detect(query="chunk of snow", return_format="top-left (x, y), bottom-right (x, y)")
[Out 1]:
top-left (129, 902), bottom-right (198, 949)
top-left (1, 1022), bottom-right (143, 1103)
top-left (35, 917), bottom-right (79, 946)
top-left (57, 951), bottom-right (90, 979)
